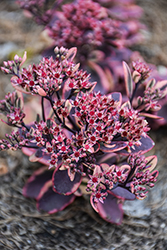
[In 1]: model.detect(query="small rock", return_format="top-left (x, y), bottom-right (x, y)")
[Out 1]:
top-left (123, 198), bottom-right (151, 218)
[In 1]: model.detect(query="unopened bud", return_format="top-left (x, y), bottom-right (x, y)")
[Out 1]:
top-left (1, 67), bottom-right (10, 74)
top-left (14, 54), bottom-right (20, 63)
top-left (3, 61), bottom-right (8, 67)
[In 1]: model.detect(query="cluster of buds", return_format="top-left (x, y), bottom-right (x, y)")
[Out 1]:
top-left (0, 92), bottom-right (25, 126)
top-left (87, 153), bottom-right (158, 205)
top-left (132, 60), bottom-right (151, 82)
top-left (0, 47), bottom-right (159, 224)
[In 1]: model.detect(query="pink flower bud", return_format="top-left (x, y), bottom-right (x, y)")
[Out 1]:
top-left (1, 67), bottom-right (10, 74)
top-left (14, 54), bottom-right (20, 63)
top-left (37, 88), bottom-right (47, 96)
top-left (3, 61), bottom-right (8, 67)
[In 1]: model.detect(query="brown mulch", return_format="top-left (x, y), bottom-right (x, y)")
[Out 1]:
top-left (1, 1), bottom-right (167, 249)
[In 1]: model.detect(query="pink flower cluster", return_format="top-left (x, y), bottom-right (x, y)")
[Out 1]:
top-left (17, 0), bottom-right (144, 63)
top-left (87, 153), bottom-right (158, 204)
top-left (0, 47), bottom-right (159, 224)
top-left (47, 0), bottom-right (121, 49)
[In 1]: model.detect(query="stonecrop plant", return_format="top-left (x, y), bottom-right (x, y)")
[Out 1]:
top-left (17, 0), bottom-right (167, 129)
top-left (1, 46), bottom-right (166, 224)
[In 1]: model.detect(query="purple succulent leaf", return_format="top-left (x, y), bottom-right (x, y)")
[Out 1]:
top-left (97, 152), bottom-right (118, 165)
top-left (123, 61), bottom-right (133, 99)
top-left (94, 192), bottom-right (124, 225)
top-left (119, 135), bottom-right (155, 155)
top-left (37, 180), bottom-right (76, 214)
top-left (88, 61), bottom-right (113, 92)
top-left (23, 167), bottom-right (53, 199)
top-left (66, 47), bottom-right (77, 61)
top-left (110, 187), bottom-right (136, 200)
top-left (100, 141), bottom-right (127, 153)
top-left (109, 92), bottom-right (122, 106)
top-left (52, 168), bottom-right (82, 195)
top-left (22, 147), bottom-right (51, 166)
top-left (156, 102), bottom-right (167, 126)
top-left (151, 170), bottom-right (159, 178)
top-left (140, 112), bottom-right (163, 120)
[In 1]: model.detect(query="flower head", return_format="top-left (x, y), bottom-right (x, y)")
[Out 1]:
top-left (0, 47), bottom-right (158, 224)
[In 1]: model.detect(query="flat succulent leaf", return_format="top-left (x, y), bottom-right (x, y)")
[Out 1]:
top-left (110, 187), bottom-right (136, 200)
top-left (37, 180), bottom-right (76, 214)
top-left (97, 152), bottom-right (117, 165)
top-left (119, 135), bottom-right (154, 155)
top-left (123, 61), bottom-right (133, 99)
top-left (90, 195), bottom-right (99, 213)
top-left (23, 167), bottom-right (53, 199)
top-left (109, 92), bottom-right (122, 106)
top-left (157, 103), bottom-right (167, 126)
top-left (96, 193), bottom-right (123, 225)
top-left (144, 155), bottom-right (157, 172)
top-left (88, 61), bottom-right (112, 92)
top-left (52, 168), bottom-right (82, 195)
top-left (140, 112), bottom-right (163, 120)
top-left (20, 51), bottom-right (27, 67)
top-left (66, 47), bottom-right (77, 61)
top-left (151, 170), bottom-right (159, 178)
top-left (100, 141), bottom-right (127, 153)
top-left (22, 147), bottom-right (51, 165)
top-left (146, 78), bottom-right (156, 89)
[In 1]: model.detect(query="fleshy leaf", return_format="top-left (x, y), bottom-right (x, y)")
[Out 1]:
top-left (37, 180), bottom-right (76, 214)
top-left (111, 187), bottom-right (136, 200)
top-left (22, 147), bottom-right (51, 166)
top-left (97, 152), bottom-right (118, 165)
top-left (66, 47), bottom-right (77, 61)
top-left (88, 61), bottom-right (112, 92)
top-left (52, 168), bottom-right (82, 195)
top-left (109, 92), bottom-right (122, 106)
top-left (140, 112), bottom-right (163, 120)
top-left (20, 51), bottom-right (27, 67)
top-left (119, 135), bottom-right (155, 155)
top-left (23, 167), bottom-right (53, 199)
top-left (123, 61), bottom-right (133, 99)
top-left (96, 192), bottom-right (123, 225)
top-left (100, 141), bottom-right (127, 153)
top-left (144, 155), bottom-right (157, 172)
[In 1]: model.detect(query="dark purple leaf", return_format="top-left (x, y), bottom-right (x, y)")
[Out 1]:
top-left (111, 187), bottom-right (136, 200)
top-left (37, 181), bottom-right (76, 214)
top-left (88, 61), bottom-right (112, 92)
top-left (100, 141), bottom-right (127, 153)
top-left (23, 167), bottom-right (53, 199)
top-left (110, 92), bottom-right (122, 103)
top-left (22, 147), bottom-right (51, 165)
top-left (52, 168), bottom-right (82, 195)
top-left (97, 152), bottom-right (118, 165)
top-left (119, 135), bottom-right (155, 155)
top-left (96, 193), bottom-right (123, 225)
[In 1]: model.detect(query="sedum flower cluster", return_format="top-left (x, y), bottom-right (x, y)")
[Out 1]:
top-left (16, 0), bottom-right (167, 130)
top-left (17, 0), bottom-right (144, 61)
top-left (0, 47), bottom-right (162, 224)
